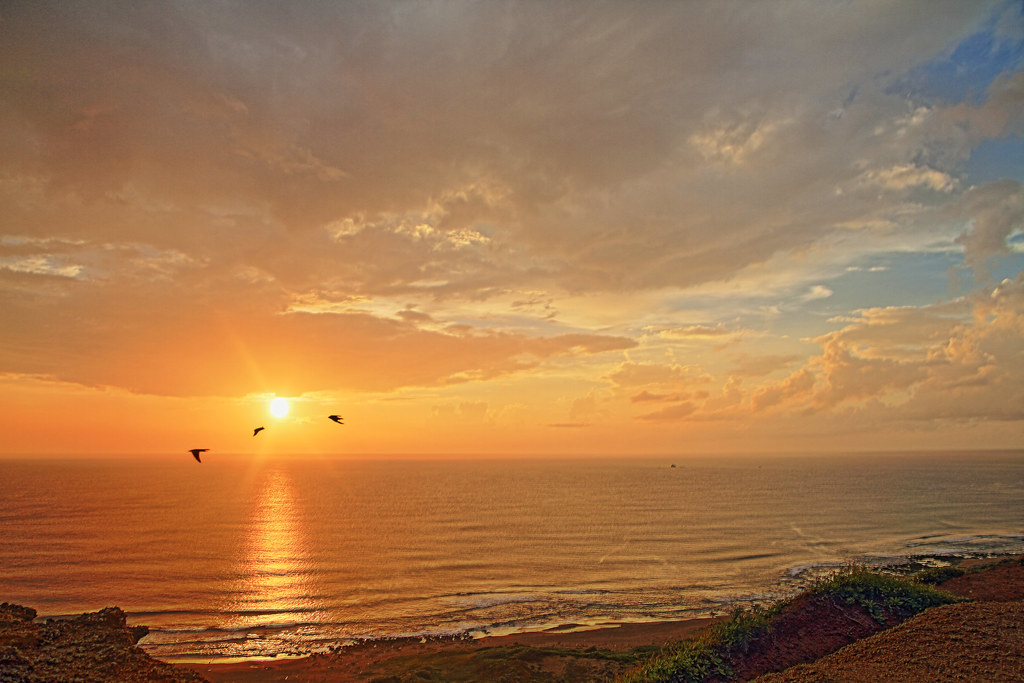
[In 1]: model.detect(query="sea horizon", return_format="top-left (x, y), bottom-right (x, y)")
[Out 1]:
top-left (2, 449), bottom-right (1022, 663)
top-left (5, 447), bottom-right (1023, 460)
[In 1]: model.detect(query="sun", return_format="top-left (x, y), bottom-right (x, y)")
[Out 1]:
top-left (269, 397), bottom-right (290, 419)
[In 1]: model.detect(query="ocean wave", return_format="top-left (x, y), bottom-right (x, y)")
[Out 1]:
top-left (784, 561), bottom-right (849, 579)
top-left (129, 606), bottom-right (324, 619)
top-left (709, 592), bottom-right (779, 605)
top-left (148, 621), bottom-right (319, 635)
top-left (450, 592), bottom-right (547, 610)
top-left (712, 552), bottom-right (783, 563)
top-left (903, 532), bottom-right (1024, 551)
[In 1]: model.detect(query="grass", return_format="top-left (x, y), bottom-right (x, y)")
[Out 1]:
top-left (914, 556), bottom-right (1023, 588)
top-left (913, 565), bottom-right (966, 585)
top-left (357, 563), bottom-right (987, 682)
top-left (622, 567), bottom-right (963, 683)
top-left (620, 606), bottom-right (779, 683)
top-left (363, 643), bottom-right (654, 682)
top-left (808, 567), bottom-right (962, 623)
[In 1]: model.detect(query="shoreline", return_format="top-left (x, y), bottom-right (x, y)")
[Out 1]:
top-left (161, 616), bottom-right (720, 665)
top-left (149, 550), bottom-right (1015, 664)
top-left (2, 555), bottom-right (1020, 681)
top-left (175, 554), bottom-right (1023, 682)
top-left (178, 616), bottom-right (722, 682)
top-left (178, 556), bottom-right (1024, 682)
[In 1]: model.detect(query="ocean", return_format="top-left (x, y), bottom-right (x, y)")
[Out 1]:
top-left (1, 451), bottom-right (1022, 662)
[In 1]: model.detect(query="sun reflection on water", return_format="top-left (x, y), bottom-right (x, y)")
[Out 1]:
top-left (226, 468), bottom-right (321, 630)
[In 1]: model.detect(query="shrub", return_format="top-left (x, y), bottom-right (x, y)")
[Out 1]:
top-left (620, 606), bottom-right (775, 683)
top-left (914, 565), bottom-right (965, 585)
top-left (624, 567), bottom-right (962, 682)
top-left (809, 567), bottom-right (962, 624)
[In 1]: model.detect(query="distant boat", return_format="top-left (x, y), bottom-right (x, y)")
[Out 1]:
top-left (670, 463), bottom-right (677, 468)
top-left (188, 449), bottom-right (208, 463)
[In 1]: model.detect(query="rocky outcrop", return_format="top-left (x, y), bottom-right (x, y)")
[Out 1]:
top-left (0, 602), bottom-right (207, 683)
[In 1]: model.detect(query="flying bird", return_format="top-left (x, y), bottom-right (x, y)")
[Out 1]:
top-left (328, 415), bottom-right (344, 424)
top-left (189, 448), bottom-right (209, 463)
top-left (253, 427), bottom-right (265, 436)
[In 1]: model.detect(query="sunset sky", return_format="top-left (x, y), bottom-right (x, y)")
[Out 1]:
top-left (1, 1), bottom-right (1022, 456)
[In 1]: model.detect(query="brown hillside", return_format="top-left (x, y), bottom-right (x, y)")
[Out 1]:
top-left (754, 557), bottom-right (1024, 682)
top-left (755, 600), bottom-right (1024, 682)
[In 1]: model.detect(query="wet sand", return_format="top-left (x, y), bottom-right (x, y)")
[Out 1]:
top-left (180, 616), bottom-right (719, 682)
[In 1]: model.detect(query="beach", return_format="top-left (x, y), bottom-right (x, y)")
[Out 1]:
top-left (182, 617), bottom-right (719, 682)
top-left (5, 454), bottom-right (1023, 664)
top-left (4, 1), bottom-right (1023, 678)
top-left (4, 556), bottom-right (1022, 681)
top-left (177, 556), bottom-right (1022, 681)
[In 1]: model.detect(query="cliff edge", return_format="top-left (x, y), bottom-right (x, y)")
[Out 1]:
top-left (0, 602), bottom-right (207, 683)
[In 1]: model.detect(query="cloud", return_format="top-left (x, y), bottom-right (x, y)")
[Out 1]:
top-left (656, 323), bottom-right (732, 339)
top-left (621, 273), bottom-right (1024, 426)
top-left (630, 390), bottom-right (687, 403)
top-left (796, 275), bottom-right (1023, 419)
top-left (955, 180), bottom-right (1024, 275)
top-left (807, 333), bottom-right (929, 409)
top-left (945, 71), bottom-right (1024, 139)
top-left (0, 0), bottom-right (1021, 451)
top-left (0, 267), bottom-right (636, 396)
top-left (854, 163), bottom-right (958, 193)
top-left (729, 354), bottom-right (803, 378)
top-left (800, 285), bottom-right (834, 303)
top-left (434, 400), bottom-right (490, 422)
top-left (395, 306), bottom-right (434, 325)
top-left (607, 362), bottom-right (712, 389)
top-left (0, 0), bottom-right (1007, 301)
top-left (0, 256), bottom-right (84, 279)
top-left (751, 369), bottom-right (816, 412)
top-left (636, 401), bottom-right (698, 422)
top-left (569, 391), bottom-right (604, 422)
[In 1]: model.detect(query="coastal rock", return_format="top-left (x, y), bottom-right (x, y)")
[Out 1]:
top-left (0, 603), bottom-right (206, 683)
top-left (0, 603), bottom-right (36, 625)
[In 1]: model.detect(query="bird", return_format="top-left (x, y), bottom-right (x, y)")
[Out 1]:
top-left (253, 427), bottom-right (265, 436)
top-left (328, 415), bottom-right (344, 424)
top-left (188, 448), bottom-right (209, 463)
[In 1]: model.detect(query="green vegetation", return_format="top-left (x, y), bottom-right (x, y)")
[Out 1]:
top-left (914, 556), bottom-right (1023, 587)
top-left (807, 567), bottom-right (962, 623)
top-left (619, 606), bottom-right (780, 683)
top-left (622, 567), bottom-right (962, 683)
top-left (627, 639), bottom-right (725, 683)
top-left (363, 644), bottom-right (654, 682)
top-left (912, 565), bottom-right (966, 585)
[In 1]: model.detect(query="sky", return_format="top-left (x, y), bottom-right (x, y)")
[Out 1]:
top-left (1, 1), bottom-right (1022, 457)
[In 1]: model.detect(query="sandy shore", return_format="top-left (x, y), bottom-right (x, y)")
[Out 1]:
top-left (3, 556), bottom-right (1020, 681)
top-left (179, 617), bottom-right (719, 682)
top-left (176, 556), bottom-right (1024, 682)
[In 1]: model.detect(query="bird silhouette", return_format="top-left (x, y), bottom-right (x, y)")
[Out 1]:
top-left (328, 415), bottom-right (344, 424)
top-left (253, 427), bottom-right (265, 436)
top-left (189, 448), bottom-right (209, 463)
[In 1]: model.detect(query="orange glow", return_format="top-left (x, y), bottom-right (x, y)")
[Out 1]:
top-left (269, 398), bottom-right (290, 419)
top-left (225, 468), bottom-right (321, 628)
top-left (0, 4), bottom-right (1021, 457)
